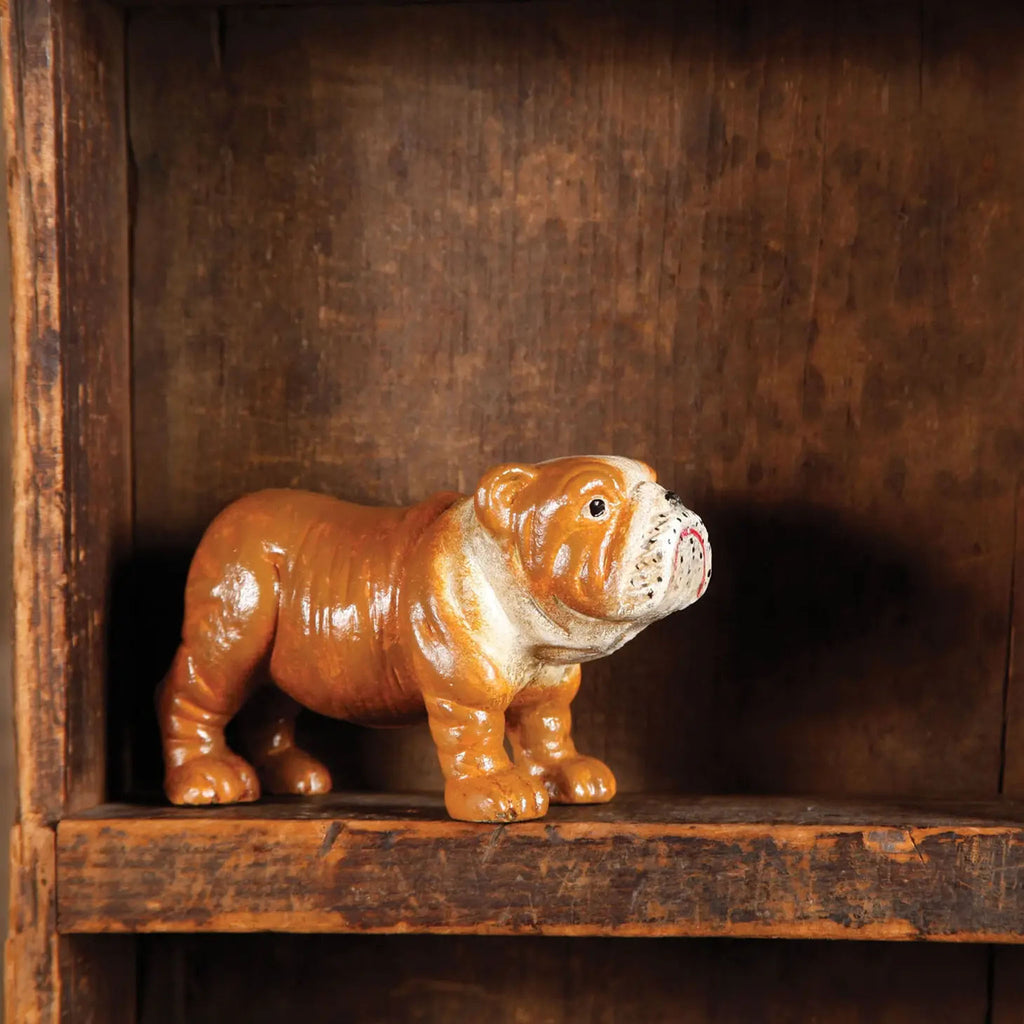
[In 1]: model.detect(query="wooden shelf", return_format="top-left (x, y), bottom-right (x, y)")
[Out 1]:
top-left (56, 794), bottom-right (1024, 942)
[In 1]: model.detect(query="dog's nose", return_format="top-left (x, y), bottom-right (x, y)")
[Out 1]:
top-left (664, 490), bottom-right (683, 504)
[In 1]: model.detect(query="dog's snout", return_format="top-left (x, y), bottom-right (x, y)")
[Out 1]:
top-left (664, 490), bottom-right (683, 505)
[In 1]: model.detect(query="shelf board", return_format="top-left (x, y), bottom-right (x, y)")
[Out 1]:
top-left (57, 793), bottom-right (1024, 942)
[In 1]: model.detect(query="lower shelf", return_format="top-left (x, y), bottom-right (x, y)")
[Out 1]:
top-left (56, 793), bottom-right (1024, 942)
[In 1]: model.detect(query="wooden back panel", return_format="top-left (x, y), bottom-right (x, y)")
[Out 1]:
top-left (135, 935), bottom-right (990, 1024)
top-left (125, 0), bottom-right (1024, 801)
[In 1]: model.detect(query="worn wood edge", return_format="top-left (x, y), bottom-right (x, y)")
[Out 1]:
top-left (5, 821), bottom-right (58, 1024)
top-left (55, 814), bottom-right (1024, 841)
top-left (56, 921), bottom-right (1024, 943)
top-left (2, 0), bottom-right (70, 824)
top-left (60, 792), bottom-right (1024, 827)
top-left (56, 813), bottom-right (1024, 941)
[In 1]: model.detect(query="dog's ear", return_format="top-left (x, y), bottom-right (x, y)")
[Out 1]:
top-left (474, 463), bottom-right (536, 537)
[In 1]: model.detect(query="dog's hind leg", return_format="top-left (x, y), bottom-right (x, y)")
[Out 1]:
top-left (236, 686), bottom-right (332, 795)
top-left (158, 530), bottom-right (280, 805)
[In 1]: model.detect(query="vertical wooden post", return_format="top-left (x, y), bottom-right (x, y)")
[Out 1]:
top-left (4, 0), bottom-right (71, 1014)
top-left (2, 0), bottom-right (132, 1017)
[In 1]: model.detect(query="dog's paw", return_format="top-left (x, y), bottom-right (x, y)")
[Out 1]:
top-left (258, 748), bottom-right (332, 796)
top-left (542, 755), bottom-right (616, 805)
top-left (165, 752), bottom-right (261, 805)
top-left (445, 768), bottom-right (549, 822)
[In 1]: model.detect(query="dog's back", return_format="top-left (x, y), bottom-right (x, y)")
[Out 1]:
top-left (185, 488), bottom-right (461, 723)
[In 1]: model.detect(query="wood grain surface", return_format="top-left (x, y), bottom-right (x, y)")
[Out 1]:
top-left (58, 0), bottom-right (132, 816)
top-left (56, 794), bottom-right (1024, 941)
top-left (5, 0), bottom-right (70, 833)
top-left (126, 0), bottom-right (1024, 806)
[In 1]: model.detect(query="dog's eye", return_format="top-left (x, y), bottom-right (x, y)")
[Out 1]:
top-left (587, 498), bottom-right (607, 519)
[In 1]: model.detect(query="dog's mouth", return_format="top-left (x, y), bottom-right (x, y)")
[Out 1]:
top-left (621, 515), bottom-right (680, 609)
top-left (671, 524), bottom-right (710, 601)
top-left (618, 498), bottom-right (710, 617)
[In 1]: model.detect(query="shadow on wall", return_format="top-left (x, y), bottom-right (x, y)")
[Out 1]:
top-left (586, 499), bottom-right (1003, 798)
top-left (106, 497), bottom-right (1002, 804)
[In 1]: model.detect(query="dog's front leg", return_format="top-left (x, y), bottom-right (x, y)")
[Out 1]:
top-left (506, 665), bottom-right (616, 805)
top-left (424, 692), bottom-right (549, 822)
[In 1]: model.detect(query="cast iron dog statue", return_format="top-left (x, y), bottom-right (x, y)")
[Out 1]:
top-left (158, 456), bottom-right (711, 821)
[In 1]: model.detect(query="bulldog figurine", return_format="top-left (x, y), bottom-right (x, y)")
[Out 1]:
top-left (158, 456), bottom-right (711, 822)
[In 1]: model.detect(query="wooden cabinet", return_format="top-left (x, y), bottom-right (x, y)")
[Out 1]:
top-left (5, 0), bottom-right (1024, 1020)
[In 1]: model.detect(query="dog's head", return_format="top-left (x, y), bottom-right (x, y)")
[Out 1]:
top-left (474, 455), bottom-right (710, 625)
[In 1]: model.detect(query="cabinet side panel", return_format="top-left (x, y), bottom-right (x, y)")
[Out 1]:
top-left (3, 0), bottom-right (130, 820)
top-left (57, 0), bottom-right (132, 814)
top-left (53, 0), bottom-right (137, 1011)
